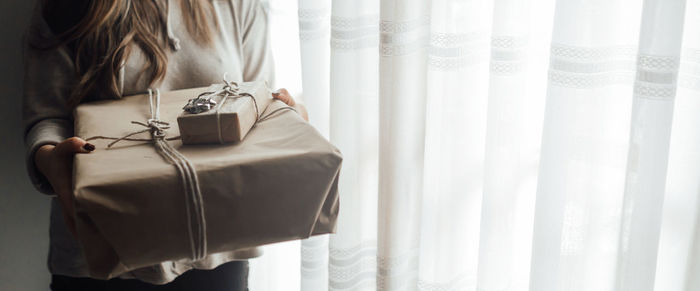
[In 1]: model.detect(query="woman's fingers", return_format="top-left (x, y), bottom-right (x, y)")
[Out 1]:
top-left (54, 137), bottom-right (94, 156)
top-left (32, 137), bottom-right (94, 240)
top-left (47, 136), bottom-right (94, 239)
top-left (272, 88), bottom-right (295, 106)
top-left (271, 89), bottom-right (309, 121)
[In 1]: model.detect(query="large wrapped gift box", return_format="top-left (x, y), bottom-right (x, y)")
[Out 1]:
top-left (72, 85), bottom-right (341, 279)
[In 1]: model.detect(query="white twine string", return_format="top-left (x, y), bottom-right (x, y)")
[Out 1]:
top-left (213, 79), bottom-right (259, 144)
top-left (87, 89), bottom-right (207, 261)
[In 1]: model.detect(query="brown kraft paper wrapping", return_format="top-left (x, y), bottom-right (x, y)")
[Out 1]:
top-left (177, 81), bottom-right (275, 144)
top-left (72, 86), bottom-right (342, 280)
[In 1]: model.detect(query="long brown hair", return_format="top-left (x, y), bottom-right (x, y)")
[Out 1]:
top-left (41, 0), bottom-right (216, 107)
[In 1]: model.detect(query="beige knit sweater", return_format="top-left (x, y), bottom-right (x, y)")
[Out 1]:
top-left (23, 0), bottom-right (274, 284)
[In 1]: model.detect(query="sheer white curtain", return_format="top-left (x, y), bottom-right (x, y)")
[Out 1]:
top-left (249, 0), bottom-right (700, 290)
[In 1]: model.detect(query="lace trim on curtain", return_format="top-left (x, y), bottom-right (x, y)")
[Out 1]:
top-left (679, 48), bottom-right (700, 91)
top-left (301, 236), bottom-right (328, 277)
top-left (299, 8), bottom-right (330, 41)
top-left (380, 16), bottom-right (430, 56)
top-left (331, 15), bottom-right (379, 50)
top-left (634, 55), bottom-right (679, 100)
top-left (490, 36), bottom-right (528, 74)
top-left (428, 32), bottom-right (489, 71)
top-left (329, 241), bottom-right (377, 290)
top-left (548, 44), bottom-right (637, 88)
top-left (376, 249), bottom-right (420, 290)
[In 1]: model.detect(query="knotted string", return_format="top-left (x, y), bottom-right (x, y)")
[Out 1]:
top-left (187, 74), bottom-right (298, 143)
top-left (214, 78), bottom-right (258, 144)
top-left (86, 89), bottom-right (207, 261)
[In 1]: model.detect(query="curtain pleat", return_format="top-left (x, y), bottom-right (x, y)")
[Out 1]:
top-left (298, 0), bottom-right (332, 290)
top-left (329, 0), bottom-right (380, 290)
top-left (376, 1), bottom-right (432, 290)
top-left (530, 0), bottom-right (642, 290)
top-left (476, 0), bottom-right (549, 289)
top-left (654, 1), bottom-right (700, 290)
top-left (616, 1), bottom-right (687, 290)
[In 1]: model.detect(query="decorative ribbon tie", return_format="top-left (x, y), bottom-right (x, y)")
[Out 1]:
top-left (183, 75), bottom-right (296, 143)
top-left (87, 89), bottom-right (208, 261)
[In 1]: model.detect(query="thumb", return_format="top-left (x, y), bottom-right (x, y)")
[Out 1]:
top-left (54, 137), bottom-right (94, 156)
top-left (272, 88), bottom-right (295, 106)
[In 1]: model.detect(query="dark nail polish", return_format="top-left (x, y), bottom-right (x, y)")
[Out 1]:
top-left (83, 143), bottom-right (96, 152)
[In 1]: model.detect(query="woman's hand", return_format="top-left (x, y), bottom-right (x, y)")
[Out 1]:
top-left (34, 137), bottom-right (95, 238)
top-left (272, 88), bottom-right (309, 121)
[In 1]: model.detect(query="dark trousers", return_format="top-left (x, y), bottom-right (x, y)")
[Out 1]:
top-left (50, 261), bottom-right (248, 291)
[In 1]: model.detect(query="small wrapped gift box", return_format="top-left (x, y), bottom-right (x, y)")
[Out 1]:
top-left (177, 81), bottom-right (274, 144)
top-left (72, 86), bottom-right (341, 279)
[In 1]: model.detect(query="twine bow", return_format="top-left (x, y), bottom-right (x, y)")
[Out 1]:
top-left (86, 89), bottom-right (207, 261)
top-left (183, 74), bottom-right (296, 143)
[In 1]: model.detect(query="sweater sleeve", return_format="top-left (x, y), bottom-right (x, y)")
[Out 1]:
top-left (22, 2), bottom-right (76, 195)
top-left (239, 0), bottom-right (275, 87)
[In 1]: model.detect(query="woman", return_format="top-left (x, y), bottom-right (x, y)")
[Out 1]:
top-left (23, 0), bottom-right (305, 290)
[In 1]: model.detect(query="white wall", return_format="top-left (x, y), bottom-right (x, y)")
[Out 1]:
top-left (0, 0), bottom-right (52, 290)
